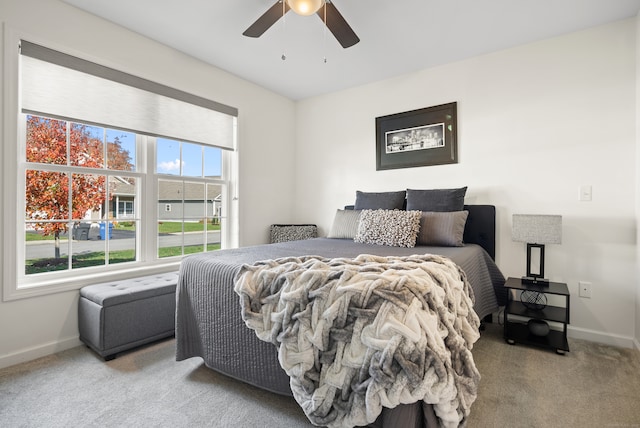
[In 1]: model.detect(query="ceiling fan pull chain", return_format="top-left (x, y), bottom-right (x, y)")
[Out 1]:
top-left (322, 2), bottom-right (327, 63)
top-left (281, 0), bottom-right (287, 60)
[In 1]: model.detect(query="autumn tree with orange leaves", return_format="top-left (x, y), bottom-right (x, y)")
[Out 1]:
top-left (25, 115), bottom-right (133, 258)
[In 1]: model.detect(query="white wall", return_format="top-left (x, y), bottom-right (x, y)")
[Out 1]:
top-left (0, 0), bottom-right (296, 368)
top-left (294, 19), bottom-right (638, 347)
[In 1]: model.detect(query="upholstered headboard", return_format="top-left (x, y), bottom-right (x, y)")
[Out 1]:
top-left (462, 205), bottom-right (496, 260)
top-left (344, 204), bottom-right (496, 260)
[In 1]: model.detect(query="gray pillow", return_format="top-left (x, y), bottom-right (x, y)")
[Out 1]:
top-left (354, 209), bottom-right (421, 248)
top-left (417, 211), bottom-right (469, 246)
top-left (327, 209), bottom-right (361, 239)
top-left (354, 190), bottom-right (406, 210)
top-left (406, 187), bottom-right (467, 212)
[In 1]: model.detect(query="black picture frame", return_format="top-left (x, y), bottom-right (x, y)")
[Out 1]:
top-left (375, 102), bottom-right (458, 170)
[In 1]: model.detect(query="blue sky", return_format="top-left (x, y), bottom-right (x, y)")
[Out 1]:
top-left (35, 117), bottom-right (222, 178)
top-left (100, 128), bottom-right (222, 177)
top-left (157, 137), bottom-right (222, 177)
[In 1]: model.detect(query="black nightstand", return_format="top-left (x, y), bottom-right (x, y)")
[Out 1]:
top-left (504, 277), bottom-right (570, 354)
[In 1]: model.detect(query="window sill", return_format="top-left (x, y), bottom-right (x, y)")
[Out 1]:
top-left (3, 261), bottom-right (181, 302)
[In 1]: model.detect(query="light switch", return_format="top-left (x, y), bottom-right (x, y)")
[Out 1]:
top-left (579, 185), bottom-right (592, 201)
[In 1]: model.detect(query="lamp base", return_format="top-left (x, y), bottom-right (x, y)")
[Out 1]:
top-left (521, 276), bottom-right (550, 286)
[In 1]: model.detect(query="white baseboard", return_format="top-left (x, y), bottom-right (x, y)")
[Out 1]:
top-left (568, 326), bottom-right (637, 349)
top-left (0, 336), bottom-right (81, 370)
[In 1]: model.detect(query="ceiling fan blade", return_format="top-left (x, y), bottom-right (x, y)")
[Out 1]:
top-left (317, 2), bottom-right (360, 48)
top-left (243, 1), bottom-right (290, 38)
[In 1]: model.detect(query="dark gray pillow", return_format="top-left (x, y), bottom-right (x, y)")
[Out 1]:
top-left (417, 211), bottom-right (469, 246)
top-left (406, 187), bottom-right (467, 212)
top-left (354, 190), bottom-right (406, 210)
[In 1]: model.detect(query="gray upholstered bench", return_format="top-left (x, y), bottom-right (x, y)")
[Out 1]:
top-left (78, 272), bottom-right (179, 360)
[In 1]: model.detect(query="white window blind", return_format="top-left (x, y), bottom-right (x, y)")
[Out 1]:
top-left (20, 40), bottom-right (237, 150)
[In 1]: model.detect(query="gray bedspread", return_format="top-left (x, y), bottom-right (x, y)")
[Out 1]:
top-left (175, 238), bottom-right (505, 426)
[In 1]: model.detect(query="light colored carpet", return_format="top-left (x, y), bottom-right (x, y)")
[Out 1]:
top-left (469, 324), bottom-right (640, 427)
top-left (1, 323), bottom-right (639, 427)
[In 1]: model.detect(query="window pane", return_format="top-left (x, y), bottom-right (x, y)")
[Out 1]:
top-left (26, 115), bottom-right (67, 165)
top-left (184, 241), bottom-right (204, 255)
top-left (182, 143), bottom-right (202, 177)
top-left (206, 183), bottom-right (223, 253)
top-left (26, 170), bottom-right (69, 221)
top-left (71, 174), bottom-right (106, 220)
top-left (158, 180), bottom-right (183, 219)
top-left (110, 176), bottom-right (137, 219)
top-left (207, 229), bottom-right (221, 252)
top-left (70, 123), bottom-right (104, 168)
top-left (184, 182), bottom-right (205, 220)
top-left (185, 221), bottom-right (205, 254)
top-left (157, 179), bottom-right (205, 258)
top-left (158, 220), bottom-right (182, 258)
top-left (110, 220), bottom-right (136, 265)
top-left (25, 222), bottom-right (69, 275)
top-left (207, 183), bottom-right (222, 220)
top-left (106, 129), bottom-right (136, 171)
top-left (204, 146), bottom-right (222, 178)
top-left (71, 221), bottom-right (106, 269)
top-left (157, 138), bottom-right (181, 175)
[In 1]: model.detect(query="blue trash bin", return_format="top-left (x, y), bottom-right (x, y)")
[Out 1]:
top-left (99, 223), bottom-right (113, 240)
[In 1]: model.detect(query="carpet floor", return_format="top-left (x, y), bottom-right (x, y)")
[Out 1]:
top-left (1, 323), bottom-right (639, 427)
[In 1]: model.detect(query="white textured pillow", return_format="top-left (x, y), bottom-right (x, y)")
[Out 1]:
top-left (417, 211), bottom-right (469, 246)
top-left (355, 209), bottom-right (422, 248)
top-left (328, 209), bottom-right (361, 239)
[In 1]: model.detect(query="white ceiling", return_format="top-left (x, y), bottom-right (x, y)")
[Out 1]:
top-left (62, 0), bottom-right (640, 100)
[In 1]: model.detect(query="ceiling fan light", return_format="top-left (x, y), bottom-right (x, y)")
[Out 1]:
top-left (286, 0), bottom-right (325, 16)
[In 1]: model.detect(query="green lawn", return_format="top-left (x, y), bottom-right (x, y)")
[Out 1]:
top-left (25, 233), bottom-right (68, 242)
top-left (25, 244), bottom-right (221, 275)
top-left (158, 222), bottom-right (221, 233)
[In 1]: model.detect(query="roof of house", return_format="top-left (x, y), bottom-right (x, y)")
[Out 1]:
top-left (109, 176), bottom-right (222, 201)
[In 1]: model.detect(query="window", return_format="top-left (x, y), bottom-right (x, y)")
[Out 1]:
top-left (21, 114), bottom-right (233, 280)
top-left (117, 201), bottom-right (134, 218)
top-left (24, 115), bottom-right (138, 274)
top-left (3, 37), bottom-right (238, 299)
top-left (156, 138), bottom-right (226, 258)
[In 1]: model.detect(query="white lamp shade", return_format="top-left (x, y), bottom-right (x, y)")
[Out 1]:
top-left (287, 0), bottom-right (325, 16)
top-left (512, 214), bottom-right (562, 244)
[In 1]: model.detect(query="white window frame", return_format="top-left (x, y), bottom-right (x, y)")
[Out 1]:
top-left (2, 29), bottom-right (238, 301)
top-left (117, 200), bottom-right (134, 218)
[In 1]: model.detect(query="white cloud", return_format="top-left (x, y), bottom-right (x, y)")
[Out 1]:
top-left (158, 158), bottom-right (183, 173)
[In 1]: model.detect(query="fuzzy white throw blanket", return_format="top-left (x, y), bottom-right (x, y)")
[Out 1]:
top-left (234, 254), bottom-right (481, 428)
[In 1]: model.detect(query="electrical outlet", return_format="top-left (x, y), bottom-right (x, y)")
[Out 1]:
top-left (579, 281), bottom-right (592, 298)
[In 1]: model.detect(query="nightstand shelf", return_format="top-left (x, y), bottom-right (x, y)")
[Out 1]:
top-left (506, 301), bottom-right (568, 324)
top-left (506, 322), bottom-right (569, 352)
top-left (504, 277), bottom-right (570, 354)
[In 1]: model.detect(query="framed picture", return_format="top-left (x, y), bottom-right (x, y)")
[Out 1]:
top-left (375, 102), bottom-right (457, 170)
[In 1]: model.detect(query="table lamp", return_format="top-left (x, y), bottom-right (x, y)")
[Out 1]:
top-left (512, 214), bottom-right (562, 285)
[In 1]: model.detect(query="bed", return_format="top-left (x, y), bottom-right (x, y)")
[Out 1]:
top-left (176, 202), bottom-right (506, 427)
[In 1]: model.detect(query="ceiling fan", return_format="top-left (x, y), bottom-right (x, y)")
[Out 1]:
top-left (243, 0), bottom-right (360, 48)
